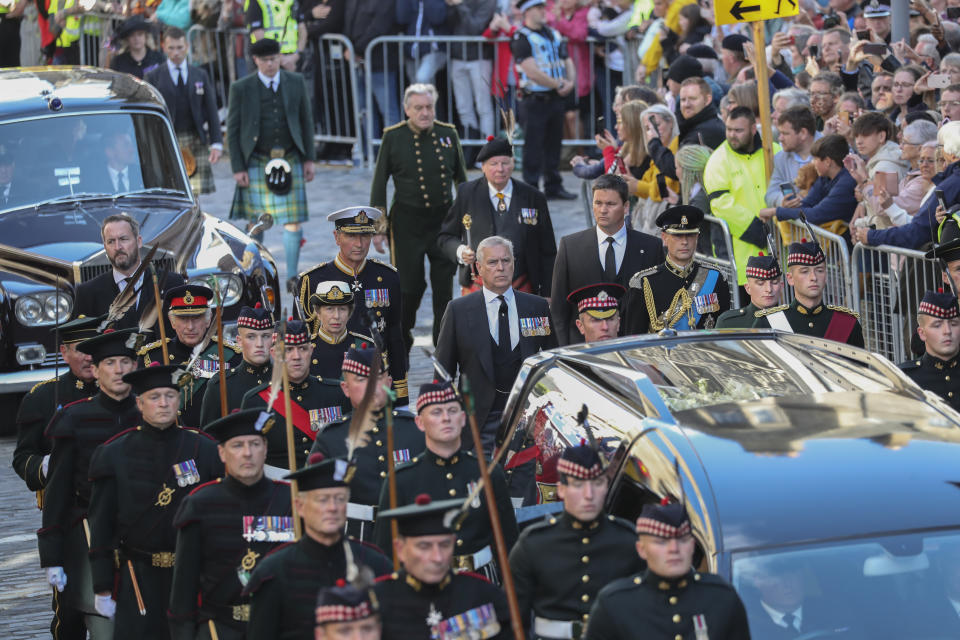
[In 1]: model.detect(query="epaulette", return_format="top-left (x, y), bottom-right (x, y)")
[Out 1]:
top-left (392, 407), bottom-right (415, 419)
top-left (395, 458), bottom-right (419, 472)
top-left (350, 331), bottom-right (374, 344)
top-left (754, 304), bottom-right (789, 318)
top-left (608, 513), bottom-right (637, 533)
top-left (28, 377), bottom-right (56, 395)
top-left (629, 267), bottom-right (657, 289)
top-left (102, 426), bottom-right (141, 445)
top-left (297, 262), bottom-right (327, 279)
top-left (827, 304), bottom-right (860, 319)
top-left (899, 360), bottom-right (922, 369)
top-left (690, 572), bottom-right (733, 588)
top-left (382, 121), bottom-right (406, 134)
top-left (524, 516), bottom-right (560, 534)
top-left (211, 336), bottom-right (239, 352)
top-left (369, 258), bottom-right (398, 272)
top-left (62, 396), bottom-right (93, 410)
top-left (375, 572), bottom-right (400, 583)
top-left (188, 478), bottom-right (222, 496)
top-left (434, 120), bottom-right (457, 130)
top-left (137, 338), bottom-right (170, 356)
top-left (180, 426), bottom-right (217, 441)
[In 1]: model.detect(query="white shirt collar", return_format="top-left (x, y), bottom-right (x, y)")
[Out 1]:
top-left (167, 59), bottom-right (187, 79)
top-left (259, 71), bottom-right (280, 89)
top-left (487, 179), bottom-right (513, 199)
top-left (760, 601), bottom-right (802, 629)
top-left (596, 222), bottom-right (627, 246)
top-left (113, 267), bottom-right (142, 289)
top-left (483, 286), bottom-right (515, 305)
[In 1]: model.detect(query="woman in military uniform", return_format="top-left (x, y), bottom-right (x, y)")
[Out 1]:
top-left (307, 280), bottom-right (376, 379)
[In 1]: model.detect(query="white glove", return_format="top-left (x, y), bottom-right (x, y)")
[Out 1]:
top-left (94, 594), bottom-right (116, 619)
top-left (46, 566), bottom-right (67, 592)
top-left (41, 454), bottom-right (50, 478)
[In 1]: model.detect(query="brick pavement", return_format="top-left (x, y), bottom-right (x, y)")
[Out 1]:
top-left (1, 161), bottom-right (591, 637)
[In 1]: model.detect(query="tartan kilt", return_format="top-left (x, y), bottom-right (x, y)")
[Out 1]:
top-left (176, 131), bottom-right (216, 195)
top-left (229, 152), bottom-right (309, 225)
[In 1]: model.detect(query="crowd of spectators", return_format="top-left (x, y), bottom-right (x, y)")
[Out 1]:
top-left (7, 0), bottom-right (960, 261)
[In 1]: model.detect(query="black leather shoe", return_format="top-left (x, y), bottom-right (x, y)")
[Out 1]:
top-left (545, 187), bottom-right (577, 200)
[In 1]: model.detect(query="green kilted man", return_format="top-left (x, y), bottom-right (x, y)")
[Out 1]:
top-left (228, 37), bottom-right (316, 293)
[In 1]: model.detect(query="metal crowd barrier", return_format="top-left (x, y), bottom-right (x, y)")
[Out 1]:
top-left (363, 34), bottom-right (629, 167)
top-left (772, 220), bottom-right (854, 310)
top-left (187, 25), bottom-right (247, 125)
top-left (698, 215), bottom-right (740, 309)
top-left (851, 244), bottom-right (939, 363)
top-left (78, 13), bottom-right (126, 67)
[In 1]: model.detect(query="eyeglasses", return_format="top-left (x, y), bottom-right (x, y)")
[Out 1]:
top-left (901, 140), bottom-right (920, 146)
top-left (940, 101), bottom-right (960, 109)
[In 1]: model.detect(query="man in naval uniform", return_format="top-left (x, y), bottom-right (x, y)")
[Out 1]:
top-left (199, 304), bottom-right (275, 427)
top-left (243, 455), bottom-right (392, 640)
top-left (584, 501), bottom-right (750, 639)
top-left (86, 365), bottom-right (223, 639)
top-left (621, 205), bottom-right (731, 335)
top-left (240, 319), bottom-right (348, 473)
top-left (137, 284), bottom-right (241, 427)
top-left (509, 444), bottom-right (644, 640)
top-left (898, 291), bottom-right (960, 411)
top-left (311, 345), bottom-right (425, 540)
top-left (437, 134), bottom-right (557, 297)
top-left (370, 83), bottom-right (468, 352)
top-left (168, 409), bottom-right (293, 640)
top-left (566, 283), bottom-right (625, 343)
top-left (38, 328), bottom-right (141, 640)
top-left (373, 380), bottom-right (518, 582)
top-left (752, 240), bottom-right (863, 347)
top-left (373, 495), bottom-right (513, 640)
top-left (297, 206), bottom-right (408, 405)
top-left (306, 280), bottom-right (375, 379)
top-left (715, 253), bottom-right (784, 329)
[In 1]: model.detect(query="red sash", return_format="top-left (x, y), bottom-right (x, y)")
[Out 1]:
top-left (257, 389), bottom-right (316, 440)
top-left (824, 311), bottom-right (857, 344)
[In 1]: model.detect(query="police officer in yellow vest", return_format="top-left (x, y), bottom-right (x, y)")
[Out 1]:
top-left (246, 0), bottom-right (303, 71)
top-left (48, 0), bottom-right (106, 65)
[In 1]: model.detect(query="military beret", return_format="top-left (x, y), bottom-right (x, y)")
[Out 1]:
top-left (476, 136), bottom-right (513, 164)
top-left (76, 327), bottom-right (138, 363)
top-left (204, 408), bottom-right (275, 443)
top-left (379, 494), bottom-right (462, 538)
top-left (250, 37), bottom-right (281, 57)
top-left (286, 453), bottom-right (355, 491)
top-left (786, 239), bottom-right (825, 267)
top-left (122, 363), bottom-right (182, 394)
top-left (56, 315), bottom-right (104, 343)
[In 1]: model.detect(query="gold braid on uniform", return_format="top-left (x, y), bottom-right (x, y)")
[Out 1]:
top-left (299, 276), bottom-right (323, 337)
top-left (643, 278), bottom-right (693, 331)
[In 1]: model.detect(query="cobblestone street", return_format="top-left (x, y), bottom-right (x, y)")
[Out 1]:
top-left (1, 159), bottom-right (589, 638)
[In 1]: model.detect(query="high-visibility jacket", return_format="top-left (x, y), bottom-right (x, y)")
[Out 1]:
top-left (48, 0), bottom-right (81, 47)
top-left (249, 0), bottom-right (297, 54)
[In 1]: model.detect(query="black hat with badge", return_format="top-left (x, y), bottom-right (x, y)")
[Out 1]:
top-left (76, 327), bottom-right (138, 363)
top-left (309, 281), bottom-right (355, 308)
top-left (280, 318), bottom-right (312, 346)
top-left (557, 444), bottom-right (605, 481)
top-left (416, 379), bottom-right (459, 413)
top-left (55, 315), bottom-right (104, 344)
top-left (786, 238), bottom-right (825, 267)
top-left (745, 252), bottom-right (782, 281)
top-left (379, 494), bottom-right (462, 537)
top-left (286, 452), bottom-right (355, 490)
top-left (635, 498), bottom-right (692, 538)
top-left (566, 282), bottom-right (624, 319)
top-left (327, 206), bottom-right (381, 235)
top-left (918, 290), bottom-right (959, 319)
top-left (122, 363), bottom-right (182, 394)
top-left (656, 205), bottom-right (703, 235)
top-left (862, 0), bottom-right (891, 18)
top-left (342, 343), bottom-right (376, 377)
top-left (165, 284), bottom-right (212, 316)
top-left (204, 408), bottom-right (275, 443)
top-left (250, 37), bottom-right (281, 57)
top-left (237, 303), bottom-right (274, 330)
top-left (315, 579), bottom-right (380, 627)
top-left (476, 135), bottom-right (513, 164)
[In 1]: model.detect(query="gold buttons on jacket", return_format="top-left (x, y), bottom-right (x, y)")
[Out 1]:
top-left (581, 555), bottom-right (589, 564)
top-left (446, 473), bottom-right (453, 480)
top-left (581, 594), bottom-right (589, 603)
top-left (669, 596), bottom-right (678, 605)
top-left (448, 489), bottom-right (456, 496)
top-left (673, 614), bottom-right (681, 623)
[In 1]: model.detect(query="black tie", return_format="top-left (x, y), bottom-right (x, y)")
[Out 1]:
top-left (176, 66), bottom-right (185, 89)
top-left (782, 613), bottom-right (799, 634)
top-left (270, 80), bottom-right (277, 93)
top-left (497, 295), bottom-right (511, 353)
top-left (604, 237), bottom-right (617, 281)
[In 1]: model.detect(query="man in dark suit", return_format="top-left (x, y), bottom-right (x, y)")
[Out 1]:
top-left (438, 134), bottom-right (557, 297)
top-left (741, 558), bottom-right (847, 638)
top-left (145, 26), bottom-right (222, 196)
top-left (550, 174), bottom-right (663, 346)
top-left (86, 131), bottom-right (144, 195)
top-left (436, 235), bottom-right (557, 454)
top-left (73, 213), bottom-right (183, 329)
top-left (227, 37), bottom-right (316, 292)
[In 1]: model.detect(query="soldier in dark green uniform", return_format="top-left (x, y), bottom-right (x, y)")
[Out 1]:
top-left (373, 381), bottom-right (518, 581)
top-left (370, 83), bottom-right (468, 351)
top-left (243, 454), bottom-right (392, 640)
top-left (715, 253), bottom-right (783, 329)
top-left (898, 290), bottom-right (960, 411)
top-left (169, 409), bottom-right (294, 640)
top-left (509, 444), bottom-right (644, 639)
top-left (199, 304), bottom-right (274, 427)
top-left (621, 206), bottom-right (731, 335)
top-left (306, 280), bottom-right (375, 379)
top-left (314, 579), bottom-right (382, 640)
top-left (38, 328), bottom-right (140, 640)
top-left (13, 316), bottom-right (99, 504)
top-left (297, 206), bottom-right (409, 404)
top-left (87, 364), bottom-right (223, 639)
top-left (310, 345), bottom-right (425, 540)
top-left (584, 501), bottom-right (750, 640)
top-left (752, 240), bottom-right (863, 347)
top-left (240, 320), bottom-right (349, 473)
top-left (373, 495), bottom-right (513, 640)
top-left (565, 283), bottom-right (625, 343)
top-left (137, 284), bottom-right (241, 427)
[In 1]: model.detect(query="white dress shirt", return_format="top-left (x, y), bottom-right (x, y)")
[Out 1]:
top-left (108, 166), bottom-right (130, 192)
top-left (167, 59), bottom-right (188, 86)
top-left (114, 268), bottom-right (144, 308)
top-left (259, 71), bottom-right (280, 91)
top-left (482, 286), bottom-right (519, 349)
top-left (487, 178), bottom-right (513, 212)
top-left (596, 222), bottom-right (627, 275)
top-left (760, 601), bottom-right (802, 631)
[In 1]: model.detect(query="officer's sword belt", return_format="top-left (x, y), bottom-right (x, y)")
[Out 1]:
top-left (534, 617), bottom-right (583, 639)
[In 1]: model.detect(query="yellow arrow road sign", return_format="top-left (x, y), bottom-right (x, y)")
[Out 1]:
top-left (714, 0), bottom-right (799, 25)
